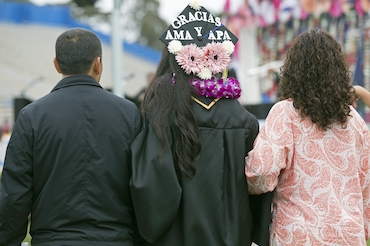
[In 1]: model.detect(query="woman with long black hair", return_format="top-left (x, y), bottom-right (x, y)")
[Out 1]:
top-left (129, 1), bottom-right (272, 245)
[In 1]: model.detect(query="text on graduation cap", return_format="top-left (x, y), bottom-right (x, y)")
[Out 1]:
top-left (165, 11), bottom-right (232, 42)
top-left (172, 11), bottom-right (221, 28)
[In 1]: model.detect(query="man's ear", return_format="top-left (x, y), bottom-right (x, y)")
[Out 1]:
top-left (53, 57), bottom-right (62, 74)
top-left (93, 56), bottom-right (102, 76)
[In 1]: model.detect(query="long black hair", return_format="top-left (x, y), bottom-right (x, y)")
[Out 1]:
top-left (141, 47), bottom-right (201, 178)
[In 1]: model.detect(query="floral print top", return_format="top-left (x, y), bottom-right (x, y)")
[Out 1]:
top-left (245, 99), bottom-right (370, 246)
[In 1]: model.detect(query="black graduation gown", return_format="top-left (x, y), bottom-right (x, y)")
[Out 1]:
top-left (130, 96), bottom-right (272, 246)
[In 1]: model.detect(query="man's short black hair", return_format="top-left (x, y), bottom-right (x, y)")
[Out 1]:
top-left (55, 28), bottom-right (102, 75)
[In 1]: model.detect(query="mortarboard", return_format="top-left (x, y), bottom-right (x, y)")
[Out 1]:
top-left (159, 4), bottom-right (238, 47)
top-left (159, 0), bottom-right (238, 80)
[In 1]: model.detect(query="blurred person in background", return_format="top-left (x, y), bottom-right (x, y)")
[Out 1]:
top-left (245, 29), bottom-right (370, 245)
top-left (126, 72), bottom-right (154, 109)
top-left (0, 28), bottom-right (143, 246)
top-left (0, 118), bottom-right (10, 135)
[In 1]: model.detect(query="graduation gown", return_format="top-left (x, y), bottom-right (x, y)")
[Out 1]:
top-left (130, 96), bottom-right (272, 246)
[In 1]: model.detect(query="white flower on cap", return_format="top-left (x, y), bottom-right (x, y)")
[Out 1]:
top-left (222, 41), bottom-right (235, 55)
top-left (168, 40), bottom-right (183, 54)
top-left (189, 0), bottom-right (201, 11)
top-left (198, 67), bottom-right (212, 80)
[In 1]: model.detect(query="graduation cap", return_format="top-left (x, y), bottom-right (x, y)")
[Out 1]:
top-left (159, 3), bottom-right (238, 47)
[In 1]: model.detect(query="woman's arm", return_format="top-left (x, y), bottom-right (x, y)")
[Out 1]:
top-left (353, 85), bottom-right (370, 108)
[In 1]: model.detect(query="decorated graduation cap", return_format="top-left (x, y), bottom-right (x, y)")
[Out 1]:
top-left (159, 2), bottom-right (238, 47)
top-left (159, 0), bottom-right (239, 82)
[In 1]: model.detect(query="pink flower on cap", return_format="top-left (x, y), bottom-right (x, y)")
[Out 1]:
top-left (203, 42), bottom-right (231, 74)
top-left (175, 44), bottom-right (204, 75)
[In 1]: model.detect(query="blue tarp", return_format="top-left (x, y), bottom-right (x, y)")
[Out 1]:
top-left (0, 1), bottom-right (161, 64)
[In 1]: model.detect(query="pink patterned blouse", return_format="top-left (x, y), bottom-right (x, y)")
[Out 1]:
top-left (245, 99), bottom-right (370, 246)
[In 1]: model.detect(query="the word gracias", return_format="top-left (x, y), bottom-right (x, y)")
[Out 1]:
top-left (164, 11), bottom-right (232, 42)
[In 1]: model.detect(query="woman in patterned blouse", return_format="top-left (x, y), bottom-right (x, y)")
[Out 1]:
top-left (245, 29), bottom-right (370, 246)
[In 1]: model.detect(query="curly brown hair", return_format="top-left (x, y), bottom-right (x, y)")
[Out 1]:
top-left (279, 29), bottom-right (354, 130)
